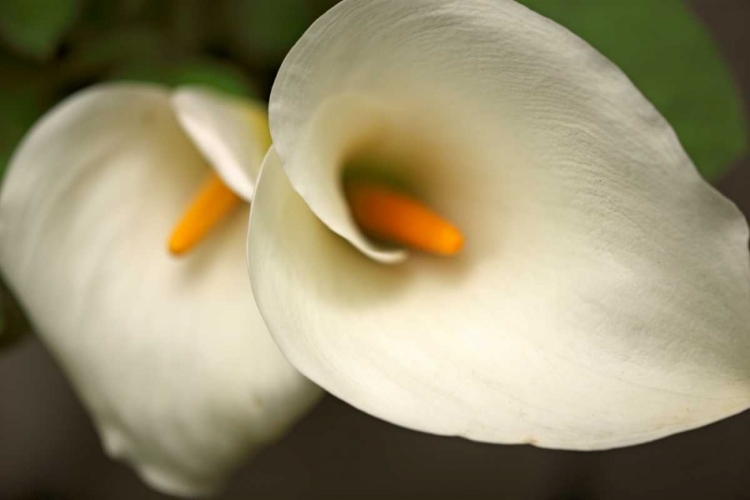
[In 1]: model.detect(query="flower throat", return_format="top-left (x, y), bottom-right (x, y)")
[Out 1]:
top-left (167, 165), bottom-right (463, 257)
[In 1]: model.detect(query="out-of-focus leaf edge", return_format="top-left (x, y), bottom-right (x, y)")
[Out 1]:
top-left (0, 280), bottom-right (31, 350)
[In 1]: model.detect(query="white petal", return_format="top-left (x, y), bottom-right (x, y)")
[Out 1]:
top-left (250, 0), bottom-right (750, 449)
top-left (0, 83), bottom-right (320, 496)
top-left (173, 86), bottom-right (270, 201)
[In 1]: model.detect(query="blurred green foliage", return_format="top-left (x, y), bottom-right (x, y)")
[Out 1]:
top-left (222, 0), bottom-right (316, 64)
top-left (0, 282), bottom-right (30, 349)
top-left (0, 53), bottom-right (51, 178)
top-left (0, 0), bottom-right (747, 341)
top-left (110, 58), bottom-right (259, 98)
top-left (0, 0), bottom-right (80, 60)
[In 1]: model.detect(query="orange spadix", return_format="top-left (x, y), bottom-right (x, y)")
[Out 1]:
top-left (168, 173), bottom-right (242, 256)
top-left (345, 182), bottom-right (464, 256)
top-left (168, 175), bottom-right (463, 257)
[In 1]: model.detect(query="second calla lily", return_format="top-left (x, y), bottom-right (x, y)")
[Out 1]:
top-left (246, 0), bottom-right (750, 450)
top-left (0, 84), bottom-right (321, 497)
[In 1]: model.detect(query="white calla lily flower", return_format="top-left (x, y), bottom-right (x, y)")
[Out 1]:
top-left (0, 83), bottom-right (321, 497)
top-left (247, 0), bottom-right (750, 450)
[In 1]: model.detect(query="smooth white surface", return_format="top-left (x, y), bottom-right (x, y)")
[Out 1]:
top-left (0, 84), bottom-right (320, 496)
top-left (173, 87), bottom-right (269, 201)
top-left (249, 0), bottom-right (750, 449)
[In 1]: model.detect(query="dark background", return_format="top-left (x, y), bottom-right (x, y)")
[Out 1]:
top-left (1, 1), bottom-right (750, 499)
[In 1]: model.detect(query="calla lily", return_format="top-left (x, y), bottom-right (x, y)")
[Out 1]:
top-left (0, 83), bottom-right (321, 497)
top-left (246, 0), bottom-right (750, 450)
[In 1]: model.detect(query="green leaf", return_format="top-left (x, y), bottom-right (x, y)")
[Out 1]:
top-left (0, 94), bottom-right (43, 177)
top-left (109, 58), bottom-right (258, 98)
top-left (0, 0), bottom-right (80, 60)
top-left (61, 26), bottom-right (167, 82)
top-left (170, 60), bottom-right (259, 98)
top-left (0, 55), bottom-right (52, 178)
top-left (517, 0), bottom-right (747, 181)
top-left (0, 280), bottom-right (30, 350)
top-left (222, 0), bottom-right (315, 64)
top-left (108, 60), bottom-right (177, 88)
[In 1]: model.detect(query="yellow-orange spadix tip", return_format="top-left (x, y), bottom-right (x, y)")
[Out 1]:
top-left (168, 173), bottom-right (242, 256)
top-left (345, 182), bottom-right (464, 256)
